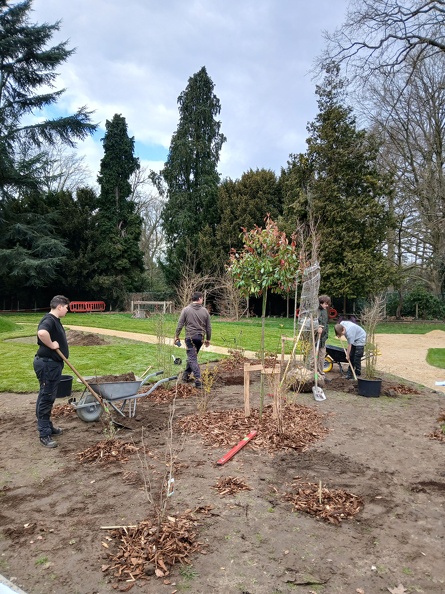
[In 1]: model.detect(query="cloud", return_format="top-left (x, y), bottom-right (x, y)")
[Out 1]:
top-left (32, 0), bottom-right (348, 183)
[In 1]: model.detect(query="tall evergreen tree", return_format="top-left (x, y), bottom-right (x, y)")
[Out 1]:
top-left (215, 169), bottom-right (282, 271)
top-left (0, 0), bottom-right (96, 195)
top-left (91, 114), bottom-right (145, 307)
top-left (159, 66), bottom-right (226, 282)
top-left (281, 64), bottom-right (395, 301)
top-left (0, 0), bottom-right (96, 306)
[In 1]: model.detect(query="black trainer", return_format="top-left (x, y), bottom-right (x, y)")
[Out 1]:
top-left (40, 435), bottom-right (58, 448)
top-left (51, 427), bottom-right (63, 435)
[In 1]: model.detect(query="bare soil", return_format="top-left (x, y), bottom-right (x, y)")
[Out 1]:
top-left (1, 339), bottom-right (445, 594)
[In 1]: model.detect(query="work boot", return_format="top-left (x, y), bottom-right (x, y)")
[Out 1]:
top-left (51, 427), bottom-right (63, 435)
top-left (40, 435), bottom-right (58, 448)
top-left (182, 373), bottom-right (192, 383)
top-left (195, 381), bottom-right (202, 389)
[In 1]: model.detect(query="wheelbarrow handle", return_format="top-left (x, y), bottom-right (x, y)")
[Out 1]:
top-left (55, 348), bottom-right (104, 406)
top-left (140, 369), bottom-right (164, 387)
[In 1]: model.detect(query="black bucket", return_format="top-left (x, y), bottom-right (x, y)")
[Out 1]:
top-left (56, 375), bottom-right (73, 398)
top-left (357, 377), bottom-right (382, 398)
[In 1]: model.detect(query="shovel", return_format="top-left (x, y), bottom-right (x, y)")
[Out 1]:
top-left (342, 346), bottom-right (358, 381)
top-left (310, 318), bottom-right (326, 402)
top-left (55, 348), bottom-right (105, 407)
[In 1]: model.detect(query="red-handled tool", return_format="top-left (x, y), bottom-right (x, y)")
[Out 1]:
top-left (216, 430), bottom-right (257, 465)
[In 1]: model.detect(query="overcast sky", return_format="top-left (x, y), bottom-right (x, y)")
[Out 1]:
top-left (31, 0), bottom-right (349, 185)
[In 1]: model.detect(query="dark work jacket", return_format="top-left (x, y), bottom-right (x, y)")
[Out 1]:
top-left (318, 306), bottom-right (329, 347)
top-left (36, 313), bottom-right (69, 361)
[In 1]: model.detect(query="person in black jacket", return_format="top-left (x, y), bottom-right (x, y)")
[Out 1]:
top-left (33, 295), bottom-right (70, 448)
top-left (317, 295), bottom-right (331, 378)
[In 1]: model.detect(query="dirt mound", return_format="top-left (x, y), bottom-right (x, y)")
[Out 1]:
top-left (66, 329), bottom-right (109, 346)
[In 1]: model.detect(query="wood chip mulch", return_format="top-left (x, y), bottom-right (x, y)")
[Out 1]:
top-left (140, 383), bottom-right (195, 403)
top-left (382, 383), bottom-right (421, 397)
top-left (282, 478), bottom-right (364, 525)
top-left (213, 476), bottom-right (252, 497)
top-left (428, 411), bottom-right (445, 441)
top-left (103, 509), bottom-right (204, 583)
top-left (217, 350), bottom-right (251, 371)
top-left (428, 429), bottom-right (445, 442)
top-left (52, 403), bottom-right (75, 418)
top-left (76, 439), bottom-right (139, 464)
top-left (177, 403), bottom-right (328, 452)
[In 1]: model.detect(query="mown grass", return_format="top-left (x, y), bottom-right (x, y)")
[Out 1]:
top-left (1, 313), bottom-right (444, 393)
top-left (426, 349), bottom-right (445, 369)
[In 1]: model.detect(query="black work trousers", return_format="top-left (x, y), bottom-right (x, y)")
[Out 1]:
top-left (184, 337), bottom-right (203, 383)
top-left (346, 345), bottom-right (364, 377)
top-left (33, 356), bottom-right (63, 438)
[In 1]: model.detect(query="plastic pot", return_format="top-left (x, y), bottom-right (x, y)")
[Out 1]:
top-left (357, 377), bottom-right (382, 398)
top-left (56, 374), bottom-right (73, 398)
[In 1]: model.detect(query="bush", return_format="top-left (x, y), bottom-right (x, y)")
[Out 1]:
top-left (402, 286), bottom-right (445, 320)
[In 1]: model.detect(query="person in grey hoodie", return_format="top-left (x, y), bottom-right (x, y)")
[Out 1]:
top-left (174, 292), bottom-right (211, 388)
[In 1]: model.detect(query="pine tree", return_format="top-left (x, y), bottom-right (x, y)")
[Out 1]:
top-left (0, 0), bottom-right (96, 195)
top-left (91, 114), bottom-right (145, 307)
top-left (0, 0), bottom-right (96, 305)
top-left (159, 66), bottom-right (226, 282)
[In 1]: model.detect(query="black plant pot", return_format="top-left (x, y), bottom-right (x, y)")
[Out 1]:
top-left (56, 375), bottom-right (73, 398)
top-left (357, 377), bottom-right (382, 398)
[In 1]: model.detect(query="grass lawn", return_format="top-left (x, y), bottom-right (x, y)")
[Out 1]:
top-left (1, 312), bottom-right (445, 393)
top-left (426, 348), bottom-right (445, 369)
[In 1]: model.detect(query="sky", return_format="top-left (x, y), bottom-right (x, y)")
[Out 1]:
top-left (31, 0), bottom-right (349, 186)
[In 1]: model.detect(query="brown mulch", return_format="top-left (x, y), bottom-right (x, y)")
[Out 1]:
top-left (52, 403), bottom-right (75, 418)
top-left (428, 429), bottom-right (445, 442)
top-left (382, 383), bottom-right (421, 397)
top-left (76, 439), bottom-right (139, 465)
top-left (141, 383), bottom-right (196, 403)
top-left (282, 477), bottom-right (364, 525)
top-left (213, 476), bottom-right (252, 497)
top-left (103, 509), bottom-right (204, 583)
top-left (177, 403), bottom-right (328, 452)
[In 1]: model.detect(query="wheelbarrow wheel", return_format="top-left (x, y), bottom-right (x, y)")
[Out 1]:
top-left (323, 357), bottom-right (333, 373)
top-left (76, 393), bottom-right (103, 422)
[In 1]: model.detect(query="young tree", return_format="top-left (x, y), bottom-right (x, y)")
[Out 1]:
top-left (228, 216), bottom-right (300, 358)
top-left (159, 66), bottom-right (226, 283)
top-left (91, 114), bottom-right (145, 307)
top-left (281, 65), bottom-right (395, 305)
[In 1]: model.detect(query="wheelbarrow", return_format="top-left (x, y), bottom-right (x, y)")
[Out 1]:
top-left (324, 344), bottom-right (372, 376)
top-left (70, 370), bottom-right (178, 422)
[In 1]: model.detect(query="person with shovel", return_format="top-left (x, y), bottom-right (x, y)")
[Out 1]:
top-left (316, 295), bottom-right (331, 379)
top-left (174, 291), bottom-right (211, 389)
top-left (335, 320), bottom-right (367, 379)
top-left (33, 295), bottom-right (70, 448)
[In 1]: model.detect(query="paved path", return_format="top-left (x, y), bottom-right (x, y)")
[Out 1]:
top-left (66, 325), bottom-right (259, 358)
top-left (66, 325), bottom-right (445, 394)
top-left (374, 330), bottom-right (445, 394)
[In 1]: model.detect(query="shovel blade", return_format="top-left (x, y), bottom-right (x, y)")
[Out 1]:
top-left (312, 386), bottom-right (326, 401)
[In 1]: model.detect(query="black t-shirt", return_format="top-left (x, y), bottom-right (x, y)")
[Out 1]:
top-left (36, 313), bottom-right (69, 361)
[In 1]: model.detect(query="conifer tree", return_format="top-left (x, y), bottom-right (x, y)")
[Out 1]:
top-left (159, 66), bottom-right (226, 282)
top-left (92, 114), bottom-right (145, 307)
